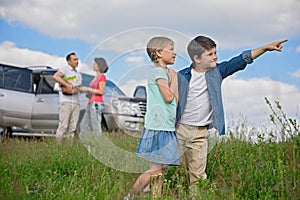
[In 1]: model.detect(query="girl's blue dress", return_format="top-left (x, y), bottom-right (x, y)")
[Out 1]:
top-left (136, 128), bottom-right (181, 165)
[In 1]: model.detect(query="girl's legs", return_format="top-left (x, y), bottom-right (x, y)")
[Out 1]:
top-left (150, 170), bottom-right (163, 199)
top-left (130, 162), bottom-right (164, 197)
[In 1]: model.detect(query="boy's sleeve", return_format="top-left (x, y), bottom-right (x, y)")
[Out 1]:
top-left (242, 50), bottom-right (253, 64)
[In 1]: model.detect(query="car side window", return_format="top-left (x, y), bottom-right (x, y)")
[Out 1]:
top-left (81, 73), bottom-right (126, 97)
top-left (40, 76), bottom-right (54, 94)
top-left (82, 73), bottom-right (94, 86)
top-left (0, 64), bottom-right (33, 93)
top-left (105, 80), bottom-right (126, 96)
top-left (0, 65), bottom-right (3, 88)
top-left (37, 72), bottom-right (57, 94)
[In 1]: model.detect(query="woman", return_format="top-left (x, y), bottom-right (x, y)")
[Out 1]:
top-left (79, 57), bottom-right (108, 135)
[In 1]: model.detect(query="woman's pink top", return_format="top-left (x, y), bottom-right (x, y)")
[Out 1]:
top-left (88, 74), bottom-right (106, 104)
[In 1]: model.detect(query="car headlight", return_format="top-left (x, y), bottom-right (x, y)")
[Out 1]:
top-left (113, 100), bottom-right (142, 116)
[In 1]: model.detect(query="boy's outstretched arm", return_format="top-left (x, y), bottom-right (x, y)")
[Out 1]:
top-left (251, 39), bottom-right (288, 60)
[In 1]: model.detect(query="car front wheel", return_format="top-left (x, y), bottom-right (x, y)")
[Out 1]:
top-left (0, 127), bottom-right (12, 139)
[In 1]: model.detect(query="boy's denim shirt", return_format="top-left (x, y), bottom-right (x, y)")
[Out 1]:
top-left (176, 50), bottom-right (253, 135)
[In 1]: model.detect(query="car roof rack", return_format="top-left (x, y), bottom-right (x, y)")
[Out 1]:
top-left (27, 66), bottom-right (53, 70)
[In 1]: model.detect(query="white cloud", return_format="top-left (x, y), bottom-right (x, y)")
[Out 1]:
top-left (110, 64), bottom-right (150, 95)
top-left (118, 79), bottom-right (147, 97)
top-left (0, 41), bottom-right (64, 67)
top-left (291, 69), bottom-right (300, 78)
top-left (296, 45), bottom-right (300, 53)
top-left (223, 77), bottom-right (300, 126)
top-left (1, 0), bottom-right (299, 50)
top-left (125, 56), bottom-right (145, 65)
top-left (90, 28), bottom-right (191, 56)
top-left (0, 41), bottom-right (90, 72)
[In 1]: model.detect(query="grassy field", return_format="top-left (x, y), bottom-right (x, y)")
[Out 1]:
top-left (0, 100), bottom-right (299, 199)
top-left (0, 130), bottom-right (299, 200)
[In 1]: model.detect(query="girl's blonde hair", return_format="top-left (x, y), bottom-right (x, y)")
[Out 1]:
top-left (146, 36), bottom-right (173, 85)
top-left (146, 36), bottom-right (174, 64)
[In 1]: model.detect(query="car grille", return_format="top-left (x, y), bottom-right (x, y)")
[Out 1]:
top-left (138, 102), bottom-right (147, 117)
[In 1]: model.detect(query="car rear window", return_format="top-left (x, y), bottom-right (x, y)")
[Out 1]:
top-left (0, 65), bottom-right (3, 88)
top-left (0, 64), bottom-right (33, 93)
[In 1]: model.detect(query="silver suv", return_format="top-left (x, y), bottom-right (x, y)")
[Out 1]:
top-left (0, 63), bottom-right (146, 137)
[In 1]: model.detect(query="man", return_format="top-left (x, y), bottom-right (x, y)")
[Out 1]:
top-left (53, 52), bottom-right (82, 139)
top-left (176, 36), bottom-right (287, 193)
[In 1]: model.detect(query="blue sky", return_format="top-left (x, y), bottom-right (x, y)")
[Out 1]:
top-left (0, 19), bottom-right (92, 59)
top-left (0, 0), bottom-right (299, 128)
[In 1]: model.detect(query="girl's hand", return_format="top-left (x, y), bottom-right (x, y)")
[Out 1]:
top-left (169, 67), bottom-right (179, 105)
top-left (169, 67), bottom-right (177, 83)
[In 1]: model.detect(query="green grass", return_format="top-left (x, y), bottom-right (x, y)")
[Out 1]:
top-left (0, 136), bottom-right (135, 200)
top-left (207, 137), bottom-right (299, 200)
top-left (0, 131), bottom-right (299, 200)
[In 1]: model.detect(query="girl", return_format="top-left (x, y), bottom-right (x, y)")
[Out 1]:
top-left (124, 37), bottom-right (181, 200)
top-left (79, 57), bottom-right (108, 135)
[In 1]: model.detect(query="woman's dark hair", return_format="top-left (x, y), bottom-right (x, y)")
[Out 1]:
top-left (94, 57), bottom-right (109, 73)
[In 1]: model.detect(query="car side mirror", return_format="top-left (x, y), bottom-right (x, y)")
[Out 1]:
top-left (133, 85), bottom-right (147, 99)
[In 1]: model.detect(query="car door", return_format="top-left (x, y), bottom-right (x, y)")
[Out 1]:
top-left (0, 64), bottom-right (35, 129)
top-left (31, 71), bottom-right (59, 131)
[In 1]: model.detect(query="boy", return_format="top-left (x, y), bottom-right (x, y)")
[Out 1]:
top-left (176, 36), bottom-right (287, 193)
